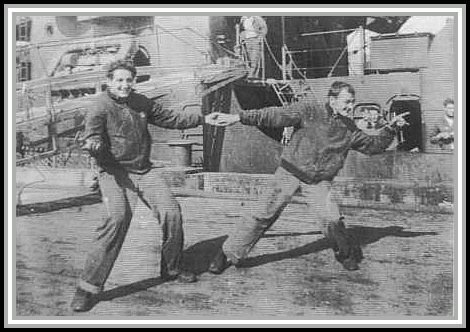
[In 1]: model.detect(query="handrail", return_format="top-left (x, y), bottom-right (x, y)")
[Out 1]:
top-left (286, 47), bottom-right (345, 54)
top-left (300, 28), bottom-right (356, 37)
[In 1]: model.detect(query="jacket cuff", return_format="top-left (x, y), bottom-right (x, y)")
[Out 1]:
top-left (238, 110), bottom-right (251, 125)
top-left (382, 124), bottom-right (397, 134)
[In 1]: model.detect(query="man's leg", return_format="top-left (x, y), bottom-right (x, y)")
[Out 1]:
top-left (245, 37), bottom-right (261, 78)
top-left (71, 170), bottom-right (138, 311)
top-left (210, 167), bottom-right (300, 273)
top-left (138, 169), bottom-right (196, 283)
top-left (301, 181), bottom-right (363, 271)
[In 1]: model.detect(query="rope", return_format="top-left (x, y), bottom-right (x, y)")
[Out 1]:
top-left (286, 50), bottom-right (308, 81)
top-left (327, 27), bottom-right (360, 77)
top-left (327, 44), bottom-right (348, 78)
top-left (154, 23), bottom-right (213, 61)
top-left (263, 37), bottom-right (283, 73)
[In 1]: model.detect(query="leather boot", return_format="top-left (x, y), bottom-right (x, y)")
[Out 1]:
top-left (70, 287), bottom-right (99, 312)
top-left (325, 218), bottom-right (364, 271)
top-left (208, 250), bottom-right (233, 275)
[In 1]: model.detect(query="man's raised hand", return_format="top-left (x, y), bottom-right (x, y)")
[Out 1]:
top-left (390, 111), bottom-right (410, 128)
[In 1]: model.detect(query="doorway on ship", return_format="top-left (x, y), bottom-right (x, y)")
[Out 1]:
top-left (386, 94), bottom-right (423, 152)
top-left (132, 46), bottom-right (151, 83)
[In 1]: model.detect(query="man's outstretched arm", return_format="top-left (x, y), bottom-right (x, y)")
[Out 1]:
top-left (208, 102), bottom-right (307, 128)
top-left (149, 101), bottom-right (207, 129)
top-left (351, 112), bottom-right (410, 155)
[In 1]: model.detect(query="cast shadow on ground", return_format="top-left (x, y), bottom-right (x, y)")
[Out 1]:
top-left (98, 235), bottom-right (229, 302)
top-left (238, 225), bottom-right (438, 268)
top-left (97, 226), bottom-right (437, 301)
top-left (98, 277), bottom-right (166, 302)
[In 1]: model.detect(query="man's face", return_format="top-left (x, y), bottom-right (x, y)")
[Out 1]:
top-left (107, 69), bottom-right (134, 98)
top-left (330, 89), bottom-right (355, 118)
top-left (369, 109), bottom-right (379, 122)
top-left (444, 103), bottom-right (454, 118)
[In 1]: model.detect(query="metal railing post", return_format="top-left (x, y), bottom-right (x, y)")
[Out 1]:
top-left (260, 37), bottom-right (265, 81)
top-left (282, 44), bottom-right (287, 82)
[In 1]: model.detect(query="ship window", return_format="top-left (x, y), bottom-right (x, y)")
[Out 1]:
top-left (16, 17), bottom-right (32, 42)
top-left (45, 24), bottom-right (54, 36)
top-left (17, 61), bottom-right (31, 82)
top-left (353, 103), bottom-right (385, 135)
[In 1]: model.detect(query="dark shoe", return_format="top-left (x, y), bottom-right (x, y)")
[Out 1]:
top-left (161, 270), bottom-right (198, 283)
top-left (176, 271), bottom-right (198, 283)
top-left (326, 219), bottom-right (364, 271)
top-left (208, 251), bottom-right (232, 275)
top-left (340, 257), bottom-right (360, 271)
top-left (70, 288), bottom-right (98, 312)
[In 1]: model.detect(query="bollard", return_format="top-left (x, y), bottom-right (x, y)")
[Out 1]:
top-left (167, 140), bottom-right (196, 167)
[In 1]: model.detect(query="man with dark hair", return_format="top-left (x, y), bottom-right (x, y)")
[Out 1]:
top-left (430, 98), bottom-right (455, 150)
top-left (70, 60), bottom-right (217, 312)
top-left (208, 81), bottom-right (409, 275)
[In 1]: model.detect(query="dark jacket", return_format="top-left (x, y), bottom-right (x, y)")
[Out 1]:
top-left (429, 117), bottom-right (454, 149)
top-left (239, 97), bottom-right (396, 184)
top-left (84, 90), bottom-right (204, 173)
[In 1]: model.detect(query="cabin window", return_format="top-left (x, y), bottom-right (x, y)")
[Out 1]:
top-left (45, 24), bottom-right (54, 37)
top-left (16, 17), bottom-right (32, 42)
top-left (353, 103), bottom-right (385, 135)
top-left (16, 56), bottom-right (32, 82)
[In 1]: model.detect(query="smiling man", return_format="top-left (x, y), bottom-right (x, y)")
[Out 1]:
top-left (207, 81), bottom-right (409, 275)
top-left (70, 60), bottom-right (217, 312)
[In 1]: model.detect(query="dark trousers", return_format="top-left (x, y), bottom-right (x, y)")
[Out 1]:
top-left (79, 167), bottom-right (184, 293)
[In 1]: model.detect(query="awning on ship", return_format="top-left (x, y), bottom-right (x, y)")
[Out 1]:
top-left (398, 16), bottom-right (453, 35)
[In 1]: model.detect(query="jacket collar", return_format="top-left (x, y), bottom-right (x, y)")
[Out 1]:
top-left (326, 104), bottom-right (344, 120)
top-left (326, 104), bottom-right (357, 131)
top-left (106, 89), bottom-right (131, 104)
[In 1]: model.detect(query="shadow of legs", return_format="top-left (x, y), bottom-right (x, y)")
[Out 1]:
top-left (238, 225), bottom-right (438, 269)
top-left (98, 235), bottom-right (228, 302)
top-left (97, 226), bottom-right (438, 301)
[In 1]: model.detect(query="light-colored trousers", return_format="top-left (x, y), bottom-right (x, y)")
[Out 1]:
top-left (79, 167), bottom-right (184, 294)
top-left (223, 166), bottom-right (341, 263)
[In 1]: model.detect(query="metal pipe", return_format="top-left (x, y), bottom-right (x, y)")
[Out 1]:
top-left (300, 28), bottom-right (355, 37)
top-left (287, 47), bottom-right (344, 54)
top-left (281, 16), bottom-right (286, 46)
top-left (281, 44), bottom-right (287, 82)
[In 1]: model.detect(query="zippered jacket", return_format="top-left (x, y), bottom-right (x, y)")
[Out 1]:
top-left (239, 97), bottom-right (396, 184)
top-left (84, 90), bottom-right (204, 174)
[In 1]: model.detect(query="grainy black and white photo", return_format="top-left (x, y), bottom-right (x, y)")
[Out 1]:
top-left (8, 5), bottom-right (464, 327)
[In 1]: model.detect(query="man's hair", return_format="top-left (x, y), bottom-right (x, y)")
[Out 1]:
top-left (106, 60), bottom-right (137, 79)
top-left (443, 98), bottom-right (454, 107)
top-left (327, 81), bottom-right (355, 98)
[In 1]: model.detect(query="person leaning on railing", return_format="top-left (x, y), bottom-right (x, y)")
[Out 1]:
top-left (430, 98), bottom-right (455, 151)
